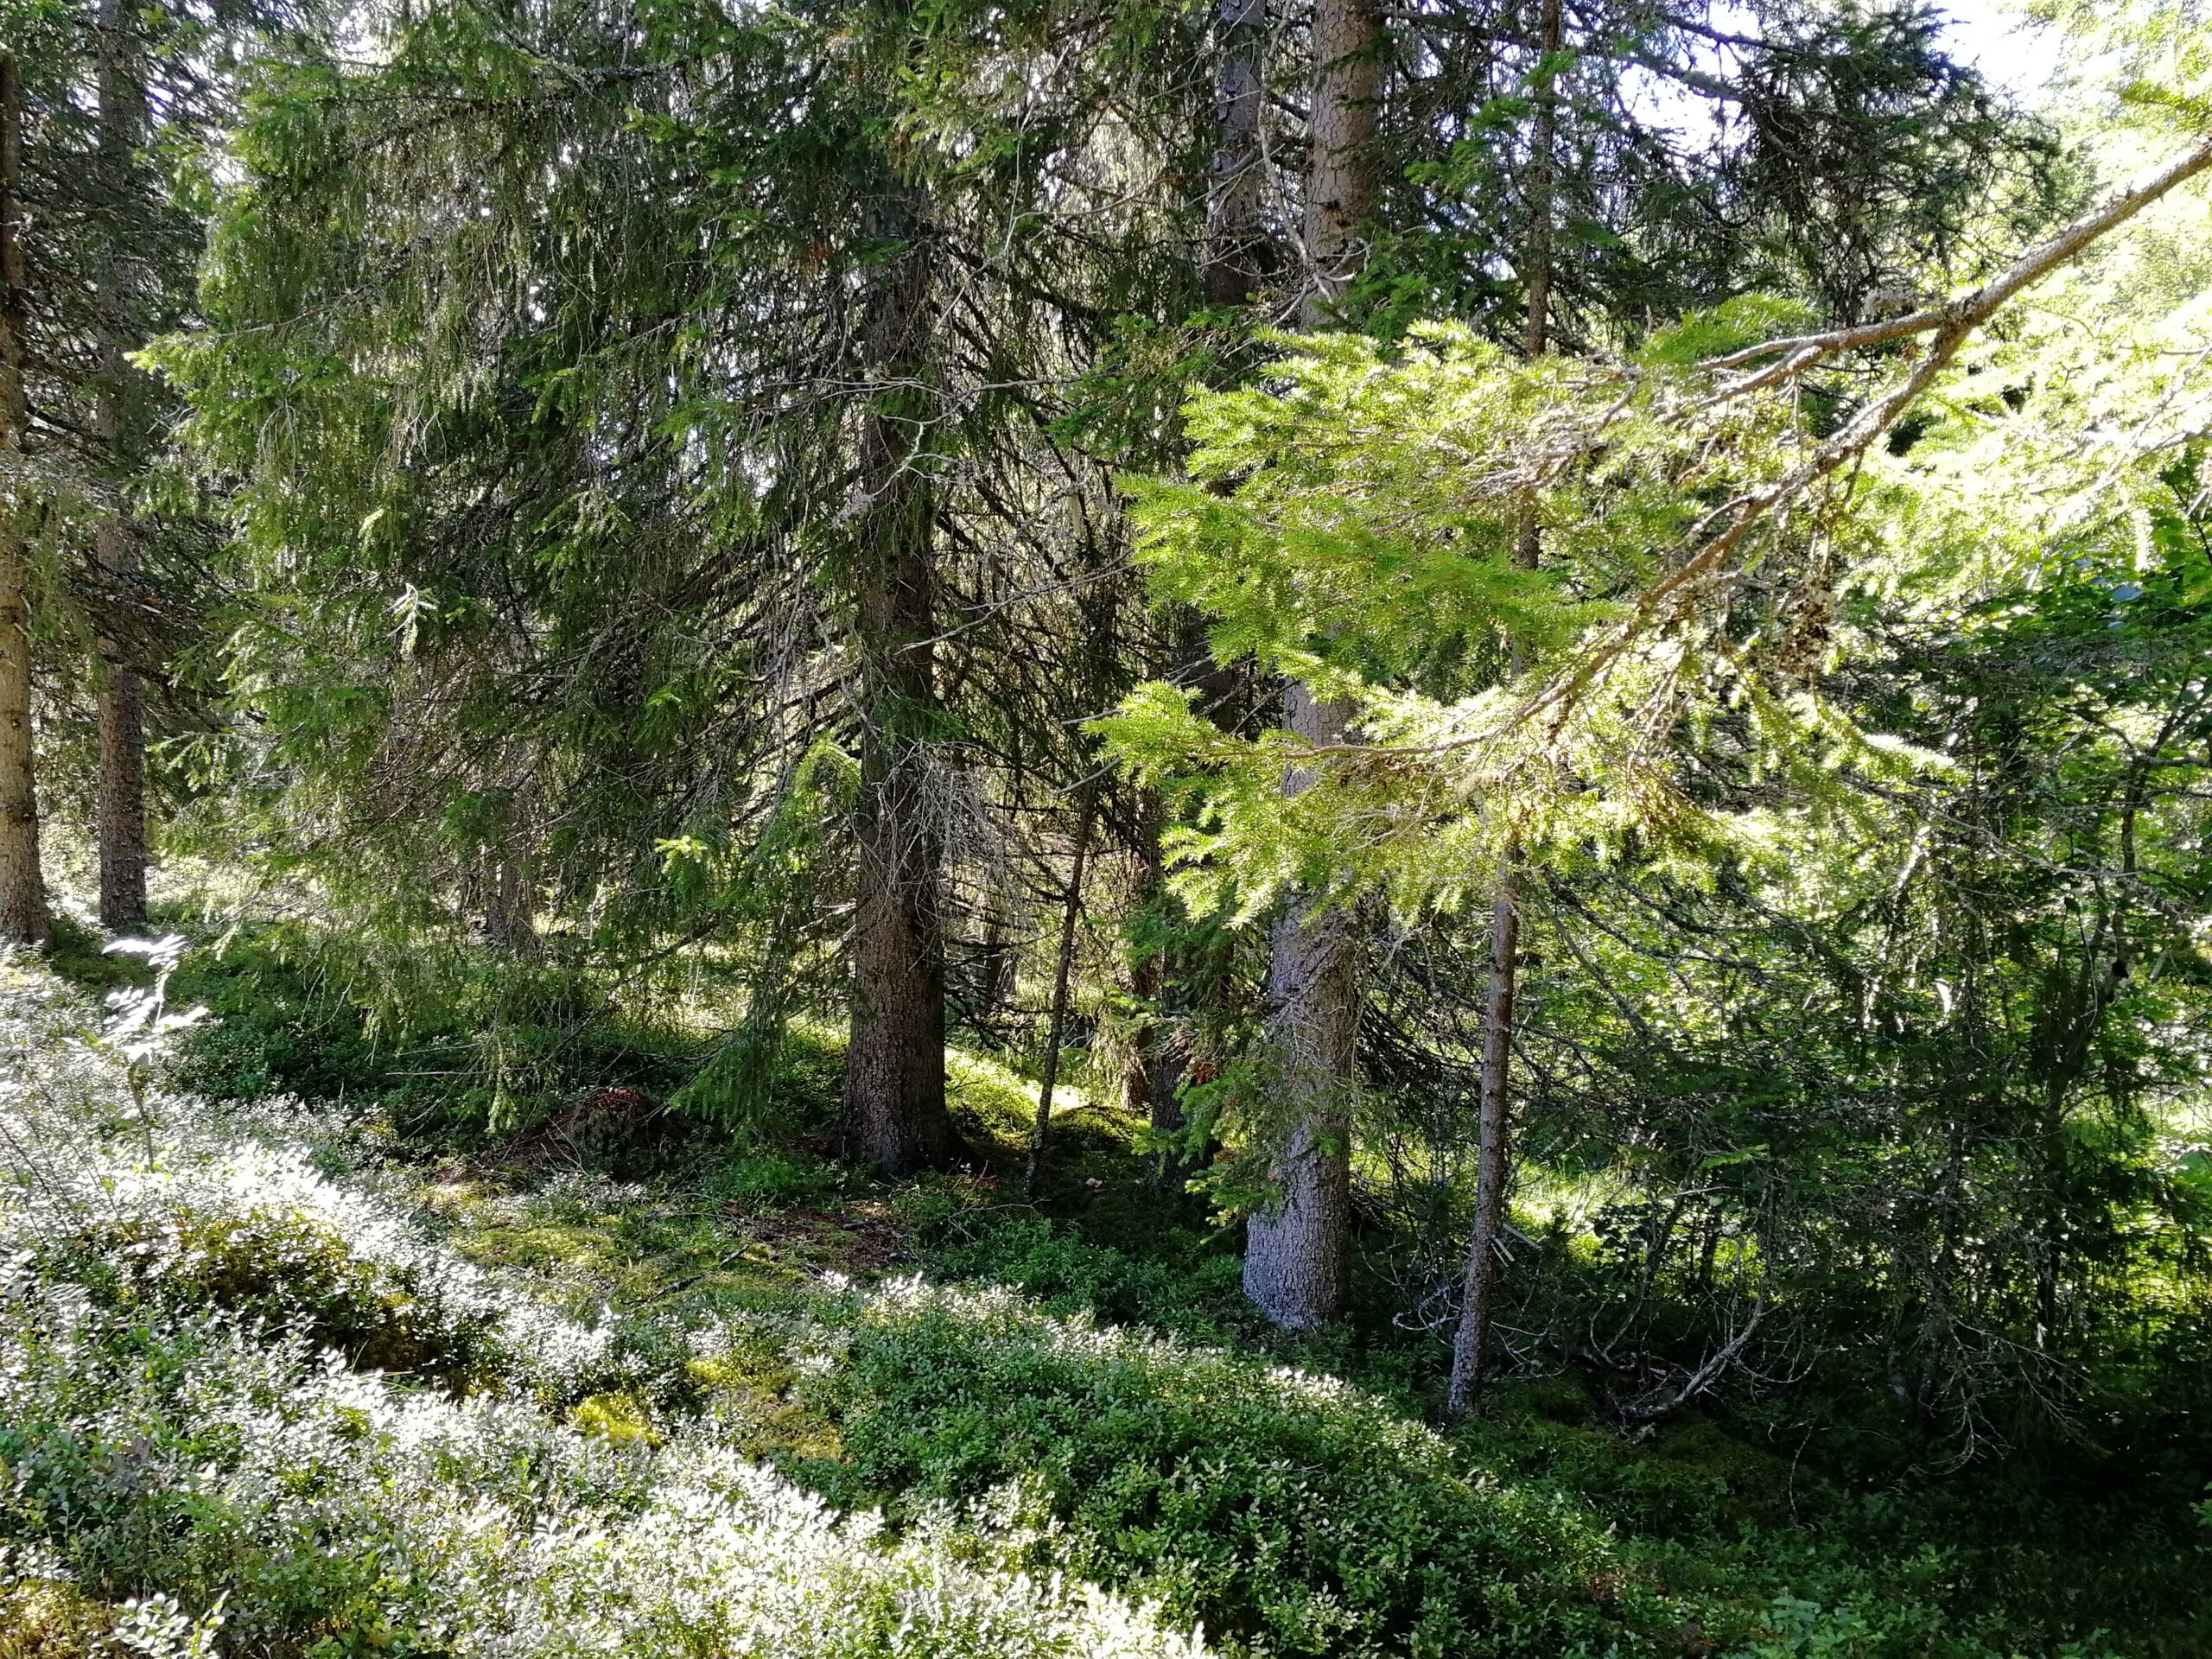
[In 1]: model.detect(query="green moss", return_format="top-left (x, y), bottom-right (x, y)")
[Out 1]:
top-left (0, 1576), bottom-right (118, 1659)
top-left (568, 1390), bottom-right (661, 1445)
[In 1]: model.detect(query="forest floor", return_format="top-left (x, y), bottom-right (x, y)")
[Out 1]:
top-left (5, 903), bottom-right (2209, 1658)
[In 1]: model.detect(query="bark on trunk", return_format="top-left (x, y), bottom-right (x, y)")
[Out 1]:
top-left (1134, 808), bottom-right (1192, 1186)
top-left (0, 54), bottom-right (47, 947)
top-left (1446, 870), bottom-right (1522, 1408)
top-left (1137, 613), bottom-right (1237, 1185)
top-left (93, 0), bottom-right (147, 932)
top-left (2036, 1076), bottom-right (2066, 1347)
top-left (486, 851), bottom-right (539, 957)
top-left (1141, 0), bottom-right (1272, 1169)
top-left (1243, 683), bottom-right (1361, 1327)
top-left (976, 867), bottom-right (1020, 1029)
top-left (1240, 0), bottom-right (1384, 1327)
top-left (1025, 786), bottom-right (1096, 1194)
top-left (1446, 0), bottom-right (1559, 1413)
top-left (1205, 0), bottom-right (1268, 306)
top-left (95, 636), bottom-right (145, 929)
top-left (1300, 0), bottom-right (1382, 322)
top-left (837, 181), bottom-right (957, 1176)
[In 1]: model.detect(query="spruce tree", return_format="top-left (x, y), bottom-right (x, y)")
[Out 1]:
top-left (0, 50), bottom-right (41, 944)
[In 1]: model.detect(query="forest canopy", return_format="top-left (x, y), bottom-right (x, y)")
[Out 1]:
top-left (4, 0), bottom-right (2212, 1655)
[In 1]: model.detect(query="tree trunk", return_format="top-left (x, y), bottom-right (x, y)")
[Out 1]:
top-left (486, 850), bottom-right (539, 957)
top-left (1134, 804), bottom-right (1194, 1186)
top-left (1447, 871), bottom-right (1522, 1408)
top-left (1446, 0), bottom-right (1559, 1414)
top-left (1243, 683), bottom-right (1361, 1327)
top-left (1026, 786), bottom-right (1096, 1194)
top-left (1136, 0), bottom-right (1273, 1171)
top-left (1239, 0), bottom-right (1383, 1327)
top-left (1137, 610), bottom-right (1237, 1186)
top-left (2036, 1075), bottom-right (2066, 1347)
top-left (95, 640), bottom-right (146, 929)
top-left (93, 0), bottom-right (147, 932)
top-left (0, 54), bottom-right (47, 947)
top-left (1300, 0), bottom-right (1382, 322)
top-left (1204, 0), bottom-right (1268, 307)
top-left (838, 181), bottom-right (957, 1175)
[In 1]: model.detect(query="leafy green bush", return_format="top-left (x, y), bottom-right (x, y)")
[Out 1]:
top-left (165, 925), bottom-right (706, 1134)
top-left (671, 1015), bottom-right (847, 1133)
top-left (775, 1277), bottom-right (1675, 1658)
top-left (918, 1211), bottom-right (1249, 1346)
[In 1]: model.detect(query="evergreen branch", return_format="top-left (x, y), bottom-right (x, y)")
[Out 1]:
top-left (1701, 133), bottom-right (2212, 397)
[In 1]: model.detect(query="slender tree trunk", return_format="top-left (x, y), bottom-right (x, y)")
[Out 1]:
top-left (1026, 786), bottom-right (1096, 1194)
top-left (1240, 0), bottom-right (1382, 1328)
top-left (0, 54), bottom-right (47, 946)
top-left (1447, 873), bottom-right (1522, 1405)
top-left (977, 879), bottom-right (1020, 1027)
top-left (1137, 613), bottom-right (1237, 1186)
top-left (94, 580), bottom-right (146, 928)
top-left (1134, 802), bottom-right (1195, 1185)
top-left (2036, 1076), bottom-right (2066, 1347)
top-left (838, 181), bottom-right (957, 1175)
top-left (1205, 0), bottom-right (1267, 307)
top-left (1447, 0), bottom-right (1560, 1414)
top-left (93, 0), bottom-right (147, 931)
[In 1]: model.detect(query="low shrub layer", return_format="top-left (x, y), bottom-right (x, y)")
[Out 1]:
top-left (0, 961), bottom-right (1205, 1659)
top-left (780, 1279), bottom-right (1674, 1657)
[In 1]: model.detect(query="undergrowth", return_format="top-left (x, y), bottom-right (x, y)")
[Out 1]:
top-left (0, 953), bottom-right (1204, 1659)
top-left (10, 925), bottom-right (2209, 1658)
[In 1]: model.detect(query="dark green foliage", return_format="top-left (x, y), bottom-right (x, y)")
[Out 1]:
top-left (801, 1289), bottom-right (1680, 1657)
top-left (918, 1211), bottom-right (1250, 1345)
top-left (54, 1209), bottom-right (500, 1388)
top-left (166, 923), bottom-right (709, 1135)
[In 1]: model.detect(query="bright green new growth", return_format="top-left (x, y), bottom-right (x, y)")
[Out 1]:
top-left (1099, 301), bottom-right (1923, 924)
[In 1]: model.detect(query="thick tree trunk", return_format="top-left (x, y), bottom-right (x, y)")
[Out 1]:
top-left (838, 182), bottom-right (957, 1176)
top-left (1446, 0), bottom-right (1560, 1413)
top-left (93, 0), bottom-right (147, 932)
top-left (1239, 0), bottom-right (1383, 1327)
top-left (1300, 0), bottom-right (1382, 321)
top-left (1243, 683), bottom-right (1361, 1326)
top-left (0, 54), bottom-right (47, 947)
top-left (486, 851), bottom-right (539, 957)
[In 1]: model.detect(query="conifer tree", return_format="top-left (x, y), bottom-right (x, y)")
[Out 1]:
top-left (0, 49), bottom-right (41, 944)
top-left (1238, 0), bottom-right (1385, 1331)
top-left (838, 165), bottom-right (957, 1173)
top-left (1449, 0), bottom-right (1560, 1413)
top-left (91, 0), bottom-right (149, 930)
